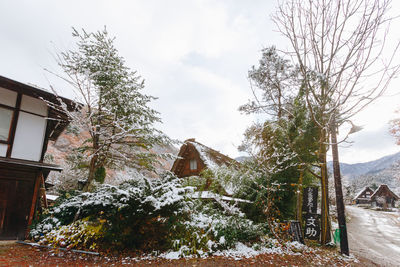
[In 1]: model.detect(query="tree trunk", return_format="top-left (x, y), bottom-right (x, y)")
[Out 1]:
top-left (320, 128), bottom-right (331, 245)
top-left (83, 154), bottom-right (98, 192)
top-left (83, 128), bottom-right (100, 192)
top-left (330, 119), bottom-right (349, 255)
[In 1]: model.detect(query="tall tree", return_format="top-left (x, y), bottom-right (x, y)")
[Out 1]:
top-left (50, 28), bottom-right (170, 191)
top-left (272, 0), bottom-right (400, 250)
top-left (240, 47), bottom-right (319, 221)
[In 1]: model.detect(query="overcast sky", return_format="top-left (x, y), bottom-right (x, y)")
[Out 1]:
top-left (1, 0), bottom-right (399, 164)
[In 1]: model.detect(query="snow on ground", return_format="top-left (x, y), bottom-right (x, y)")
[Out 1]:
top-left (347, 205), bottom-right (400, 266)
top-left (127, 240), bottom-right (310, 262)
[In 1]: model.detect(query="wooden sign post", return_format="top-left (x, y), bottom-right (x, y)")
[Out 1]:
top-left (304, 213), bottom-right (320, 240)
top-left (302, 187), bottom-right (318, 214)
top-left (302, 187), bottom-right (320, 241)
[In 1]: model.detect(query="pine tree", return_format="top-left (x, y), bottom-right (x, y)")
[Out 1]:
top-left (53, 28), bottom-right (170, 191)
top-left (239, 47), bottom-right (319, 219)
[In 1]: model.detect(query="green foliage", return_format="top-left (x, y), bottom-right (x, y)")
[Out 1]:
top-left (94, 166), bottom-right (106, 183)
top-left (65, 124), bottom-right (81, 135)
top-left (212, 215), bottom-right (264, 249)
top-left (182, 169), bottom-right (228, 195)
top-left (32, 170), bottom-right (269, 255)
top-left (56, 27), bottom-right (171, 190)
top-left (31, 172), bottom-right (193, 251)
top-left (41, 218), bottom-right (106, 250)
top-left (238, 46), bottom-right (320, 221)
top-left (169, 201), bottom-right (267, 256)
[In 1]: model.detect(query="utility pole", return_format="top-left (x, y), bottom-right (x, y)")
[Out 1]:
top-left (330, 118), bottom-right (349, 255)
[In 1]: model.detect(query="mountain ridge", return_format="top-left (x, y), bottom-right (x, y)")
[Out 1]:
top-left (329, 151), bottom-right (400, 179)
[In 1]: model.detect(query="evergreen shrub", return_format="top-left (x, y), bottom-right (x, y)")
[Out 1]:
top-left (31, 170), bottom-right (268, 256)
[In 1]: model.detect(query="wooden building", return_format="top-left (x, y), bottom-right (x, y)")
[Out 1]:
top-left (353, 187), bottom-right (374, 204)
top-left (171, 138), bottom-right (238, 178)
top-left (0, 75), bottom-right (75, 240)
top-left (370, 184), bottom-right (399, 208)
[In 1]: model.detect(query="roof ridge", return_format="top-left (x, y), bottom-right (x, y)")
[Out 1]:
top-left (185, 139), bottom-right (236, 162)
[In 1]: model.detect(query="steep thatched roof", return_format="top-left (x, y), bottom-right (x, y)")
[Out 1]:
top-left (353, 186), bottom-right (374, 200)
top-left (187, 139), bottom-right (237, 169)
top-left (370, 184), bottom-right (400, 200)
top-left (171, 138), bottom-right (238, 175)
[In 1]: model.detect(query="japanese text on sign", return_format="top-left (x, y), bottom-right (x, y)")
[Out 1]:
top-left (304, 214), bottom-right (320, 240)
top-left (302, 187), bottom-right (318, 214)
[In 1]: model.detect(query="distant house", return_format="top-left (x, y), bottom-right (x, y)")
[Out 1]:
top-left (353, 187), bottom-right (374, 204)
top-left (171, 138), bottom-right (238, 178)
top-left (370, 184), bottom-right (399, 208)
top-left (0, 75), bottom-right (75, 240)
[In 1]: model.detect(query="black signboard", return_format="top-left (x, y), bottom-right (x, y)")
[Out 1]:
top-left (288, 220), bottom-right (304, 244)
top-left (302, 187), bottom-right (318, 214)
top-left (304, 213), bottom-right (320, 240)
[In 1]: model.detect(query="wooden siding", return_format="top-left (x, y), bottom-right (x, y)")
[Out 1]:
top-left (354, 187), bottom-right (374, 204)
top-left (0, 75), bottom-right (77, 141)
top-left (173, 143), bottom-right (206, 177)
top-left (0, 76), bottom-right (74, 240)
top-left (0, 166), bottom-right (38, 240)
top-left (370, 185), bottom-right (399, 208)
top-left (171, 139), bottom-right (238, 178)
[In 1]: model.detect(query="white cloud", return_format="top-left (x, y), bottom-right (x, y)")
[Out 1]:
top-left (0, 0), bottom-right (399, 162)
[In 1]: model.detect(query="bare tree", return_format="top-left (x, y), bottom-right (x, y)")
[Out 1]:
top-left (272, 0), bottom-right (400, 250)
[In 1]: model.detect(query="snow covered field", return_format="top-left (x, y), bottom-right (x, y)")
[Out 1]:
top-left (347, 205), bottom-right (400, 266)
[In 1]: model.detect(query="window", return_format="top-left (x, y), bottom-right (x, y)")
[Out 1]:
top-left (190, 159), bottom-right (197, 170)
top-left (0, 107), bottom-right (13, 141)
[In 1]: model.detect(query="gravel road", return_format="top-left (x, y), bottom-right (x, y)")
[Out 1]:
top-left (347, 205), bottom-right (400, 266)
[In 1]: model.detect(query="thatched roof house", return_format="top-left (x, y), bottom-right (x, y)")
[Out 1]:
top-left (353, 186), bottom-right (374, 204)
top-left (370, 184), bottom-right (399, 208)
top-left (171, 138), bottom-right (238, 178)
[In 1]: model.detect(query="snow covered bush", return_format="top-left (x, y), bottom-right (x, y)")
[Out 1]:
top-left (31, 170), bottom-right (270, 255)
top-left (182, 165), bottom-right (253, 196)
top-left (31, 172), bottom-right (195, 251)
top-left (39, 218), bottom-right (106, 250)
top-left (168, 201), bottom-right (267, 257)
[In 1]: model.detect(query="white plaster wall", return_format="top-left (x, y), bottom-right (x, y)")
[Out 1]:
top-left (0, 87), bottom-right (17, 107)
top-left (20, 95), bottom-right (48, 116)
top-left (0, 144), bottom-right (7, 157)
top-left (11, 112), bottom-right (46, 161)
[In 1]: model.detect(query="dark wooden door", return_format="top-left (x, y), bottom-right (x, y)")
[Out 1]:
top-left (0, 180), bottom-right (10, 236)
top-left (0, 176), bottom-right (35, 240)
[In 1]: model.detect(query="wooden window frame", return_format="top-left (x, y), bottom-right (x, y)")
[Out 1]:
top-left (3, 94), bottom-right (22, 157)
top-left (189, 159), bottom-right (197, 171)
top-left (1, 93), bottom-right (49, 159)
top-left (0, 102), bottom-right (17, 145)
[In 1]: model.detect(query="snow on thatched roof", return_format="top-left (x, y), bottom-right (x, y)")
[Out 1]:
top-left (370, 184), bottom-right (400, 200)
top-left (353, 186), bottom-right (374, 200)
top-left (170, 138), bottom-right (239, 178)
top-left (187, 139), bottom-right (237, 169)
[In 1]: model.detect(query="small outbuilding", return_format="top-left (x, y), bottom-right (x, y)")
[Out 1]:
top-left (353, 186), bottom-right (374, 204)
top-left (0, 75), bottom-right (75, 240)
top-left (171, 138), bottom-right (238, 178)
top-left (370, 184), bottom-right (399, 208)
